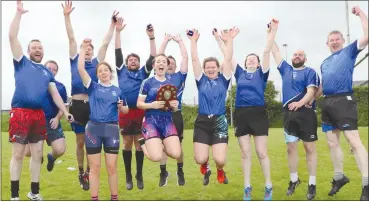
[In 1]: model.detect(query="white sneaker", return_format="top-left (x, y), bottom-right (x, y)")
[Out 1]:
top-left (10, 197), bottom-right (19, 200)
top-left (27, 192), bottom-right (43, 201)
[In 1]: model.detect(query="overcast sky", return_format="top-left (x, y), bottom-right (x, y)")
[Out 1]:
top-left (1, 1), bottom-right (368, 109)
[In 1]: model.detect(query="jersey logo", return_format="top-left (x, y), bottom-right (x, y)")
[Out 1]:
top-left (112, 90), bottom-right (117, 96)
top-left (292, 71), bottom-right (297, 79)
top-left (42, 69), bottom-right (48, 76)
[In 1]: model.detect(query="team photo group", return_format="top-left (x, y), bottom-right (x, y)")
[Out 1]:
top-left (4, 0), bottom-right (368, 201)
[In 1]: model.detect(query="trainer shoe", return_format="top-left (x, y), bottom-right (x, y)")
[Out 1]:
top-left (306, 184), bottom-right (316, 200)
top-left (136, 174), bottom-right (144, 190)
top-left (243, 187), bottom-right (252, 200)
top-left (217, 169), bottom-right (227, 184)
top-left (177, 170), bottom-right (185, 186)
top-left (10, 197), bottom-right (19, 201)
top-left (46, 153), bottom-right (55, 172)
top-left (126, 173), bottom-right (133, 190)
top-left (203, 170), bottom-right (211, 186)
top-left (27, 192), bottom-right (42, 201)
top-left (328, 175), bottom-right (350, 196)
top-left (159, 171), bottom-right (170, 187)
top-left (200, 162), bottom-right (209, 175)
top-left (264, 187), bottom-right (273, 200)
top-left (360, 185), bottom-right (368, 201)
top-left (286, 179), bottom-right (300, 196)
top-left (82, 172), bottom-right (90, 191)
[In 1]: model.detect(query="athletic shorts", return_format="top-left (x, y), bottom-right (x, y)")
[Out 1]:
top-left (45, 118), bottom-right (65, 146)
top-left (85, 121), bottom-right (120, 155)
top-left (320, 93), bottom-right (358, 132)
top-left (172, 111), bottom-right (184, 143)
top-left (119, 108), bottom-right (145, 135)
top-left (283, 107), bottom-right (318, 143)
top-left (69, 99), bottom-right (90, 134)
top-left (234, 106), bottom-right (269, 137)
top-left (141, 115), bottom-right (178, 140)
top-left (8, 108), bottom-right (46, 144)
top-left (193, 114), bottom-right (228, 145)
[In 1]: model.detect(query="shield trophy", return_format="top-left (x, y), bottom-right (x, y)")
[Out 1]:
top-left (156, 84), bottom-right (177, 111)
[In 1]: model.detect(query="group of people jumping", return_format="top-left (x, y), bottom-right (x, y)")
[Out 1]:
top-left (7, 0), bottom-right (368, 201)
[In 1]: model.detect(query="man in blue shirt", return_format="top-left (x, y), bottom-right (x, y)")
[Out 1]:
top-left (314, 6), bottom-right (368, 200)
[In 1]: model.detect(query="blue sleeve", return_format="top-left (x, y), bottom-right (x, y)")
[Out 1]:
top-left (59, 84), bottom-right (68, 103)
top-left (92, 57), bottom-right (99, 66)
top-left (119, 90), bottom-right (127, 106)
top-left (70, 54), bottom-right (79, 70)
top-left (234, 64), bottom-right (243, 81)
top-left (258, 67), bottom-right (269, 82)
top-left (220, 74), bottom-right (231, 89)
top-left (117, 64), bottom-right (127, 75)
top-left (13, 55), bottom-right (27, 70)
top-left (87, 81), bottom-right (98, 95)
top-left (139, 79), bottom-right (150, 96)
top-left (345, 40), bottom-right (362, 60)
top-left (306, 69), bottom-right (319, 88)
top-left (139, 65), bottom-right (150, 78)
top-left (277, 60), bottom-right (291, 76)
top-left (195, 74), bottom-right (206, 89)
top-left (181, 72), bottom-right (188, 83)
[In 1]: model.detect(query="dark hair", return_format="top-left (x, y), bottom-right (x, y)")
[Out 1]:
top-left (125, 53), bottom-right (141, 64)
top-left (167, 55), bottom-right (176, 65)
top-left (96, 62), bottom-right (114, 79)
top-left (244, 53), bottom-right (260, 68)
top-left (202, 57), bottom-right (220, 69)
top-left (80, 43), bottom-right (94, 50)
top-left (44, 60), bottom-right (59, 71)
top-left (152, 54), bottom-right (170, 64)
top-left (28, 39), bottom-right (42, 51)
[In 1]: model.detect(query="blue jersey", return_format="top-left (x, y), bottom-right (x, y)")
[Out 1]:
top-left (234, 64), bottom-right (269, 108)
top-left (278, 60), bottom-right (319, 108)
top-left (139, 77), bottom-right (175, 116)
top-left (70, 54), bottom-right (99, 95)
top-left (87, 80), bottom-right (126, 123)
top-left (196, 74), bottom-right (231, 115)
top-left (321, 40), bottom-right (362, 96)
top-left (166, 71), bottom-right (187, 110)
top-left (117, 65), bottom-right (150, 108)
top-left (11, 56), bottom-right (55, 109)
top-left (43, 80), bottom-right (68, 119)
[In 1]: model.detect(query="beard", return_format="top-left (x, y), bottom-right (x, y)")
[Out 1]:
top-left (30, 55), bottom-right (43, 63)
top-left (292, 60), bottom-right (305, 68)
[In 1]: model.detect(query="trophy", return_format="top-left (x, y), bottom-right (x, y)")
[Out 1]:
top-left (156, 84), bottom-right (177, 111)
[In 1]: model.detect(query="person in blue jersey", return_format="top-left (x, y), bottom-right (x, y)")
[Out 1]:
top-left (136, 53), bottom-right (181, 164)
top-left (62, 0), bottom-right (117, 190)
top-left (312, 6), bottom-right (368, 200)
top-left (8, 1), bottom-right (74, 200)
top-left (187, 27), bottom-right (238, 186)
top-left (24, 60), bottom-right (68, 172)
top-left (271, 21), bottom-right (320, 200)
top-left (156, 33), bottom-right (188, 187)
top-left (114, 18), bottom-right (156, 190)
top-left (78, 39), bottom-right (129, 201)
top-left (213, 21), bottom-right (275, 200)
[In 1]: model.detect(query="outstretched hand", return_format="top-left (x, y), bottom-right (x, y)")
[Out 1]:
top-left (115, 17), bottom-right (126, 32)
top-left (163, 33), bottom-right (173, 42)
top-left (61, 0), bottom-right (74, 16)
top-left (212, 28), bottom-right (222, 41)
top-left (352, 6), bottom-right (362, 16)
top-left (146, 24), bottom-right (155, 38)
top-left (111, 10), bottom-right (119, 24)
top-left (187, 29), bottom-right (200, 41)
top-left (81, 38), bottom-right (92, 50)
top-left (172, 34), bottom-right (183, 43)
top-left (17, 0), bottom-right (28, 15)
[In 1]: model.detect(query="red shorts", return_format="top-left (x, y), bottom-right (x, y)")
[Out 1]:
top-left (8, 108), bottom-right (47, 144)
top-left (119, 108), bottom-right (145, 135)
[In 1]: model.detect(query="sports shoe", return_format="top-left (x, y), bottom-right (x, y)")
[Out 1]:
top-left (217, 169), bottom-right (226, 184)
top-left (243, 187), bottom-right (252, 200)
top-left (286, 179), bottom-right (300, 196)
top-left (177, 170), bottom-right (185, 186)
top-left (126, 173), bottom-right (133, 190)
top-left (306, 184), bottom-right (316, 200)
top-left (80, 172), bottom-right (89, 191)
top-left (159, 171), bottom-right (169, 187)
top-left (200, 162), bottom-right (208, 175)
top-left (27, 192), bottom-right (42, 201)
top-left (203, 170), bottom-right (211, 186)
top-left (136, 174), bottom-right (144, 190)
top-left (264, 187), bottom-right (273, 200)
top-left (46, 153), bottom-right (55, 172)
top-left (328, 175), bottom-right (349, 196)
top-left (360, 185), bottom-right (368, 201)
top-left (10, 197), bottom-right (19, 201)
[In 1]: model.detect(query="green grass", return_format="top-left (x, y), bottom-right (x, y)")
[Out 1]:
top-left (1, 128), bottom-right (368, 200)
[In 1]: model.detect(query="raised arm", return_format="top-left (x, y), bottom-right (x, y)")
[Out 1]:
top-left (78, 39), bottom-right (93, 87)
top-left (172, 34), bottom-right (189, 73)
top-left (220, 27), bottom-right (239, 79)
top-left (187, 29), bottom-right (202, 79)
top-left (144, 24), bottom-right (157, 73)
top-left (157, 33), bottom-right (172, 54)
top-left (271, 41), bottom-right (284, 66)
top-left (97, 11), bottom-right (118, 62)
top-left (263, 19), bottom-right (279, 72)
top-left (213, 28), bottom-right (237, 71)
top-left (352, 6), bottom-right (368, 49)
top-left (62, 0), bottom-right (77, 58)
top-left (9, 0), bottom-right (28, 60)
top-left (115, 17), bottom-right (126, 68)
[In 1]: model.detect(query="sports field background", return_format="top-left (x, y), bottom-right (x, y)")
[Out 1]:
top-left (1, 127), bottom-right (368, 200)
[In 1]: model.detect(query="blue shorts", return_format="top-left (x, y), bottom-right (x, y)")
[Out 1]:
top-left (71, 122), bottom-right (86, 134)
top-left (142, 115), bottom-right (178, 140)
top-left (85, 121), bottom-right (120, 154)
top-left (46, 118), bottom-right (65, 146)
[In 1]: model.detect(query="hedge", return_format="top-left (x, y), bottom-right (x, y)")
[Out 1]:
top-left (1, 86), bottom-right (367, 132)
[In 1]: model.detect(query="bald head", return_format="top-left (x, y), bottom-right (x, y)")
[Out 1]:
top-left (291, 50), bottom-right (307, 68)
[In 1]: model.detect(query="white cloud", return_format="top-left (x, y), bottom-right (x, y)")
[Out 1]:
top-left (2, 1), bottom-right (368, 109)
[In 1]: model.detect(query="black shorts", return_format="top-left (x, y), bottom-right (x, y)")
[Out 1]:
top-left (320, 93), bottom-right (358, 131)
top-left (283, 107), bottom-right (318, 142)
top-left (235, 106), bottom-right (269, 137)
top-left (69, 99), bottom-right (90, 126)
top-left (45, 119), bottom-right (65, 146)
top-left (172, 111), bottom-right (184, 143)
top-left (193, 114), bottom-right (228, 146)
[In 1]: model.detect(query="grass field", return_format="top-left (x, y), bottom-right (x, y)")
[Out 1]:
top-left (1, 128), bottom-right (368, 200)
